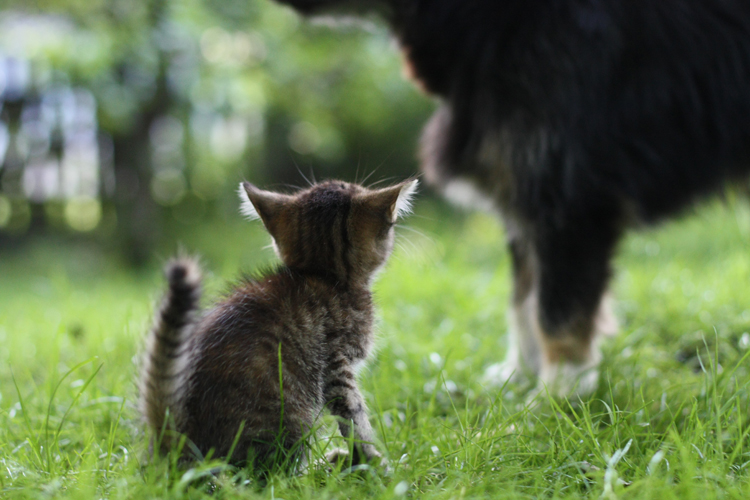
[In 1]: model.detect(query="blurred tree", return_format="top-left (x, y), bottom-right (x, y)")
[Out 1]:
top-left (0, 0), bottom-right (433, 262)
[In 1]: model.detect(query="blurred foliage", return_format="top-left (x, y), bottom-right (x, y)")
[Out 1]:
top-left (0, 0), bottom-right (433, 261)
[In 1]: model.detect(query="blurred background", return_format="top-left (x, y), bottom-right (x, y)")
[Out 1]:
top-left (0, 0), bottom-right (435, 264)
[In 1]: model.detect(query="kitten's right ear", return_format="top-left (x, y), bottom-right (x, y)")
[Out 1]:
top-left (361, 178), bottom-right (419, 223)
top-left (238, 182), bottom-right (292, 228)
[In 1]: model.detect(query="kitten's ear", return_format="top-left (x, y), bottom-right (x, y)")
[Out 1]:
top-left (369, 178), bottom-right (419, 222)
top-left (238, 182), bottom-right (292, 228)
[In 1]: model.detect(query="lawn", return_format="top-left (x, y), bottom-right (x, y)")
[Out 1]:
top-left (1, 196), bottom-right (750, 499)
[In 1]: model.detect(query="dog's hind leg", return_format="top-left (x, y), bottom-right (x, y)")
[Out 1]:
top-left (483, 235), bottom-right (543, 386)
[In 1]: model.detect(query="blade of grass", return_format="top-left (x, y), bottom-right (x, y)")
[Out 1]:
top-left (10, 367), bottom-right (44, 470)
top-left (44, 357), bottom-right (98, 474)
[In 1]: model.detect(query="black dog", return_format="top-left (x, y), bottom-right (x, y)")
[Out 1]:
top-left (273, 0), bottom-right (750, 395)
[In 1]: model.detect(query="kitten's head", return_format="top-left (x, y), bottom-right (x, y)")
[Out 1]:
top-left (239, 179), bottom-right (418, 284)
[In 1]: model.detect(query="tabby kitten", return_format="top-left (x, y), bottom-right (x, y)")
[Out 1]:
top-left (140, 178), bottom-right (418, 470)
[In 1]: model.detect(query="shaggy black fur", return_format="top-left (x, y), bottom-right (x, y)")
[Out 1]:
top-left (273, 0), bottom-right (750, 387)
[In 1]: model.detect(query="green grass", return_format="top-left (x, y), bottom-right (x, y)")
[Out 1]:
top-left (2, 197), bottom-right (750, 499)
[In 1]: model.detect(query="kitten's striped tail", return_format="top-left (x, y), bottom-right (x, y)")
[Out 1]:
top-left (140, 257), bottom-right (202, 452)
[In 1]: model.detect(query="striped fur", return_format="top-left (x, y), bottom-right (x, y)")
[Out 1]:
top-left (140, 258), bottom-right (202, 453)
top-left (140, 179), bottom-right (416, 470)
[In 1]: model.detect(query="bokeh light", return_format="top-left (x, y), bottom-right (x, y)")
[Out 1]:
top-left (64, 196), bottom-right (101, 232)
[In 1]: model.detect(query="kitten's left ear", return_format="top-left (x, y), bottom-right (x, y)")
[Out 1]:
top-left (370, 178), bottom-right (419, 222)
top-left (238, 182), bottom-right (292, 228)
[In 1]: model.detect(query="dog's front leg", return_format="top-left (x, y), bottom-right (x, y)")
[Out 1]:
top-left (528, 206), bottom-right (621, 398)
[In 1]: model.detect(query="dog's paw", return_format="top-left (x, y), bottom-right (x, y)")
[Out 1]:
top-left (481, 361), bottom-right (527, 388)
top-left (595, 294), bottom-right (619, 338)
top-left (530, 359), bottom-right (600, 401)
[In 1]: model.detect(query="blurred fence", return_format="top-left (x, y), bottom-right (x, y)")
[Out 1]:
top-left (0, 2), bottom-right (432, 262)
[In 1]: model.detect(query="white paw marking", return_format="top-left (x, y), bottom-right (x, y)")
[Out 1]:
top-left (533, 351), bottom-right (602, 400)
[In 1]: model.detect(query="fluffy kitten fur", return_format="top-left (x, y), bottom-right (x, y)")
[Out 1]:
top-left (140, 178), bottom-right (418, 469)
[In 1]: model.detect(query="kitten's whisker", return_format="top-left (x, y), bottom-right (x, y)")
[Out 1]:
top-left (396, 224), bottom-right (435, 240)
top-left (356, 147), bottom-right (363, 184)
top-left (396, 233), bottom-right (421, 253)
top-left (367, 176), bottom-right (397, 189)
top-left (408, 214), bottom-right (437, 221)
top-left (394, 241), bottom-right (414, 260)
top-left (362, 151), bottom-right (395, 186)
top-left (396, 233), bottom-right (436, 266)
top-left (396, 226), bottom-right (437, 255)
top-left (292, 156), bottom-right (313, 187)
top-left (360, 167), bottom-right (381, 187)
top-left (309, 164), bottom-right (317, 184)
top-left (397, 234), bottom-right (422, 256)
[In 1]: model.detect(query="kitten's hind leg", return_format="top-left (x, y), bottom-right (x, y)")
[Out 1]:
top-left (324, 364), bottom-right (383, 467)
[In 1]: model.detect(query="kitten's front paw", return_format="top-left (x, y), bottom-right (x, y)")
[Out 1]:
top-left (325, 448), bottom-right (352, 468)
top-left (325, 448), bottom-right (389, 474)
